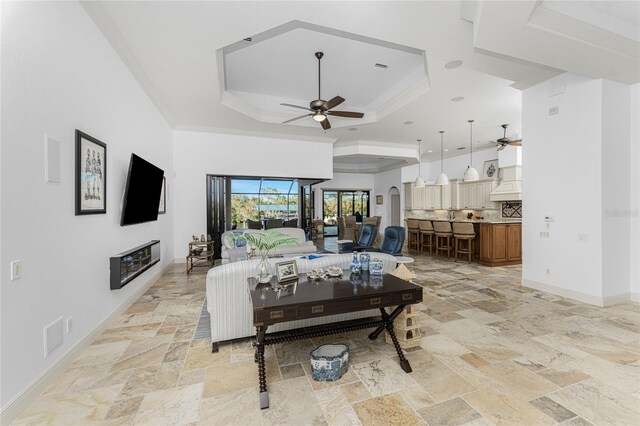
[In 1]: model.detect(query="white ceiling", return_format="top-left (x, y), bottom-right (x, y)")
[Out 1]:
top-left (81, 1), bottom-right (639, 171)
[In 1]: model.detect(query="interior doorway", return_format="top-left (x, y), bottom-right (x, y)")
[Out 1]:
top-left (389, 187), bottom-right (401, 227)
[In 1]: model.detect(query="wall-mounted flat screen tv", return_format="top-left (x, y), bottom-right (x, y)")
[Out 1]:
top-left (120, 154), bottom-right (164, 226)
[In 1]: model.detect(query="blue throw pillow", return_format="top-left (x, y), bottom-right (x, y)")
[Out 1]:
top-left (232, 231), bottom-right (247, 248)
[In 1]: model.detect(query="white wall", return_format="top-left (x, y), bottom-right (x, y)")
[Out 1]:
top-left (1, 1), bottom-right (173, 410)
top-left (522, 74), bottom-right (604, 303)
top-left (172, 130), bottom-right (333, 257)
top-left (630, 83), bottom-right (640, 301)
top-left (522, 73), bottom-right (637, 305)
top-left (312, 173), bottom-right (375, 220)
top-left (601, 80), bottom-right (631, 299)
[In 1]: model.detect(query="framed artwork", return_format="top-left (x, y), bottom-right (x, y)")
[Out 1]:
top-left (75, 130), bottom-right (106, 215)
top-left (158, 176), bottom-right (166, 214)
top-left (483, 159), bottom-right (499, 179)
top-left (376, 195), bottom-right (383, 205)
top-left (275, 260), bottom-right (298, 282)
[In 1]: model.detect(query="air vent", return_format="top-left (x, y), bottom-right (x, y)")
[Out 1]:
top-left (243, 37), bottom-right (252, 42)
top-left (374, 63), bottom-right (388, 69)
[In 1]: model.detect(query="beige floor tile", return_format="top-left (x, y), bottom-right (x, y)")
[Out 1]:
top-left (133, 383), bottom-right (203, 425)
top-left (352, 392), bottom-right (425, 426)
top-left (183, 339), bottom-right (230, 371)
top-left (111, 334), bottom-right (173, 372)
top-left (463, 386), bottom-right (555, 426)
top-left (529, 395), bottom-right (577, 423)
top-left (477, 360), bottom-right (559, 400)
top-left (547, 379), bottom-right (640, 425)
top-left (536, 367), bottom-right (590, 388)
top-left (199, 386), bottom-right (263, 426)
top-left (262, 376), bottom-right (327, 425)
top-left (203, 357), bottom-right (281, 398)
top-left (95, 322), bottom-right (163, 345)
top-left (341, 381), bottom-right (372, 404)
top-left (417, 397), bottom-right (482, 426)
top-left (351, 358), bottom-right (418, 397)
top-left (460, 352), bottom-right (490, 368)
top-left (119, 361), bottom-right (182, 398)
top-left (315, 386), bottom-right (361, 425)
top-left (407, 350), bottom-right (477, 402)
top-left (280, 363), bottom-right (306, 380)
top-left (398, 385), bottom-right (436, 410)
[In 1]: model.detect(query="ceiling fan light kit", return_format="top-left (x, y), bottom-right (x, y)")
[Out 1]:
top-left (463, 119), bottom-right (480, 182)
top-left (435, 130), bottom-right (449, 186)
top-left (280, 52), bottom-right (364, 130)
top-left (414, 138), bottom-right (425, 188)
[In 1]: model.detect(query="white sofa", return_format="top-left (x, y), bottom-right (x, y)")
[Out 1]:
top-left (220, 227), bottom-right (317, 264)
top-left (205, 252), bottom-right (400, 349)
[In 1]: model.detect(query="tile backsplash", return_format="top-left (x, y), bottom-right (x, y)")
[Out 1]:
top-left (501, 202), bottom-right (522, 219)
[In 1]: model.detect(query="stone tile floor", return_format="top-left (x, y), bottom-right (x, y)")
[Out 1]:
top-left (13, 250), bottom-right (640, 425)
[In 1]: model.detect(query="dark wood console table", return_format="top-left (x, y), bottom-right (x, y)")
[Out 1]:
top-left (248, 273), bottom-right (423, 409)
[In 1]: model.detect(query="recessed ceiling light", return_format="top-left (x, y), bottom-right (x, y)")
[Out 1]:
top-left (451, 96), bottom-right (465, 102)
top-left (445, 60), bottom-right (463, 69)
top-left (374, 63), bottom-right (389, 69)
top-left (378, 157), bottom-right (385, 160)
top-left (403, 121), bottom-right (414, 125)
top-left (427, 150), bottom-right (433, 153)
top-left (444, 149), bottom-right (449, 152)
top-left (348, 127), bottom-right (357, 131)
top-left (457, 147), bottom-right (466, 150)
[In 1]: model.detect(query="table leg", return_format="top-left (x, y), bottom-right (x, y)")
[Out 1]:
top-left (368, 306), bottom-right (412, 373)
top-left (368, 305), bottom-right (406, 340)
top-left (256, 326), bottom-right (269, 409)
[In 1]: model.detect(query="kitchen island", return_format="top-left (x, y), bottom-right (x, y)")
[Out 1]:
top-left (416, 219), bottom-right (522, 266)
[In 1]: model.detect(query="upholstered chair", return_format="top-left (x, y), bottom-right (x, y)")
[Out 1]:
top-left (337, 217), bottom-right (346, 239)
top-left (264, 219), bottom-right (284, 230)
top-left (340, 224), bottom-right (378, 253)
top-left (344, 215), bottom-right (357, 241)
top-left (363, 216), bottom-right (382, 245)
top-left (367, 226), bottom-right (405, 256)
top-left (246, 219), bottom-right (262, 230)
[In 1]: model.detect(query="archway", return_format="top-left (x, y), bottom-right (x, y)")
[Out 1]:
top-left (388, 187), bottom-right (401, 227)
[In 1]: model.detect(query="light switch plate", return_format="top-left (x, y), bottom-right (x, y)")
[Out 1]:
top-left (10, 260), bottom-right (22, 280)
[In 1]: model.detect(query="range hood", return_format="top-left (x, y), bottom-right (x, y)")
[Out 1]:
top-left (490, 165), bottom-right (522, 201)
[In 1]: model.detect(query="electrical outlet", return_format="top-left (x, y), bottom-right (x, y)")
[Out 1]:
top-left (66, 317), bottom-right (73, 334)
top-left (10, 260), bottom-right (22, 280)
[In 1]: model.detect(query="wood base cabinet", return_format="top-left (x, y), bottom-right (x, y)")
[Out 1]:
top-left (479, 223), bottom-right (521, 266)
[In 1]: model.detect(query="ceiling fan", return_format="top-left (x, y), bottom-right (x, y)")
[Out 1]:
top-left (494, 124), bottom-right (522, 151)
top-left (280, 52), bottom-right (364, 130)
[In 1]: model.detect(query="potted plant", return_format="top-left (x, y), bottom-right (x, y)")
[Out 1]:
top-left (241, 230), bottom-right (298, 283)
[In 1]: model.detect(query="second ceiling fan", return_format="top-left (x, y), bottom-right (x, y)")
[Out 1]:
top-left (281, 52), bottom-right (364, 130)
top-left (494, 124), bottom-right (523, 151)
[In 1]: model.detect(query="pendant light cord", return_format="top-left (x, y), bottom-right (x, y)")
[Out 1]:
top-left (469, 119), bottom-right (474, 166)
top-left (417, 139), bottom-right (422, 176)
top-left (439, 131), bottom-right (444, 174)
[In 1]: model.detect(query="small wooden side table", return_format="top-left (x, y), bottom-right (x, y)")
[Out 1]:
top-left (186, 240), bottom-right (214, 274)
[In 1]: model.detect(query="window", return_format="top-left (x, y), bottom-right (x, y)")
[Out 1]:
top-left (230, 178), bottom-right (298, 227)
top-left (322, 190), bottom-right (369, 224)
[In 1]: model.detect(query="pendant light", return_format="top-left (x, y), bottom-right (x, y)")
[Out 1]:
top-left (435, 131), bottom-right (449, 185)
top-left (463, 119), bottom-right (480, 182)
top-left (414, 139), bottom-right (425, 188)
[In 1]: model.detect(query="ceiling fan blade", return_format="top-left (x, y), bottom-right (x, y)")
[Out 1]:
top-left (323, 96), bottom-right (345, 111)
top-left (510, 139), bottom-right (523, 146)
top-left (280, 103), bottom-right (312, 111)
top-left (282, 114), bottom-right (312, 124)
top-left (321, 117), bottom-right (331, 130)
top-left (497, 144), bottom-right (506, 151)
top-left (327, 111), bottom-right (364, 118)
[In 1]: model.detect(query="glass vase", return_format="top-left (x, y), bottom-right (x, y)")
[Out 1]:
top-left (256, 253), bottom-right (272, 284)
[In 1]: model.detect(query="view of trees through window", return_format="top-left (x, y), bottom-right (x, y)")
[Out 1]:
top-left (230, 178), bottom-right (298, 227)
top-left (323, 190), bottom-right (369, 224)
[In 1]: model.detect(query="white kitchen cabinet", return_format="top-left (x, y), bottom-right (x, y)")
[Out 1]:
top-left (404, 183), bottom-right (413, 210)
top-left (459, 180), bottom-right (499, 210)
top-left (412, 185), bottom-right (424, 210)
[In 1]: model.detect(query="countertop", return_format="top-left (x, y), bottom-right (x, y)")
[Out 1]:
top-left (410, 218), bottom-right (521, 224)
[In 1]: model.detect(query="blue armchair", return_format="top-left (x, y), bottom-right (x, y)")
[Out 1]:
top-left (339, 224), bottom-right (378, 253)
top-left (367, 226), bottom-right (405, 256)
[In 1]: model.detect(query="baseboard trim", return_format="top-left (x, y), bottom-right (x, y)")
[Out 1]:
top-left (522, 279), bottom-right (605, 306)
top-left (0, 262), bottom-right (173, 425)
top-left (522, 280), bottom-right (635, 307)
top-left (602, 293), bottom-right (633, 307)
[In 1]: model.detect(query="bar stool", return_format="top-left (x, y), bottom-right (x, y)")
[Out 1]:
top-left (406, 219), bottom-right (421, 251)
top-left (418, 220), bottom-right (435, 255)
top-left (453, 222), bottom-right (476, 263)
top-left (433, 221), bottom-right (453, 259)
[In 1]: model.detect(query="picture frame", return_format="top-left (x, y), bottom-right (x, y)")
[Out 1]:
top-left (276, 280), bottom-right (297, 299)
top-left (158, 176), bottom-right (166, 214)
top-left (75, 130), bottom-right (107, 215)
top-left (275, 260), bottom-right (298, 282)
top-left (483, 159), bottom-right (499, 179)
top-left (376, 195), bottom-right (383, 205)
